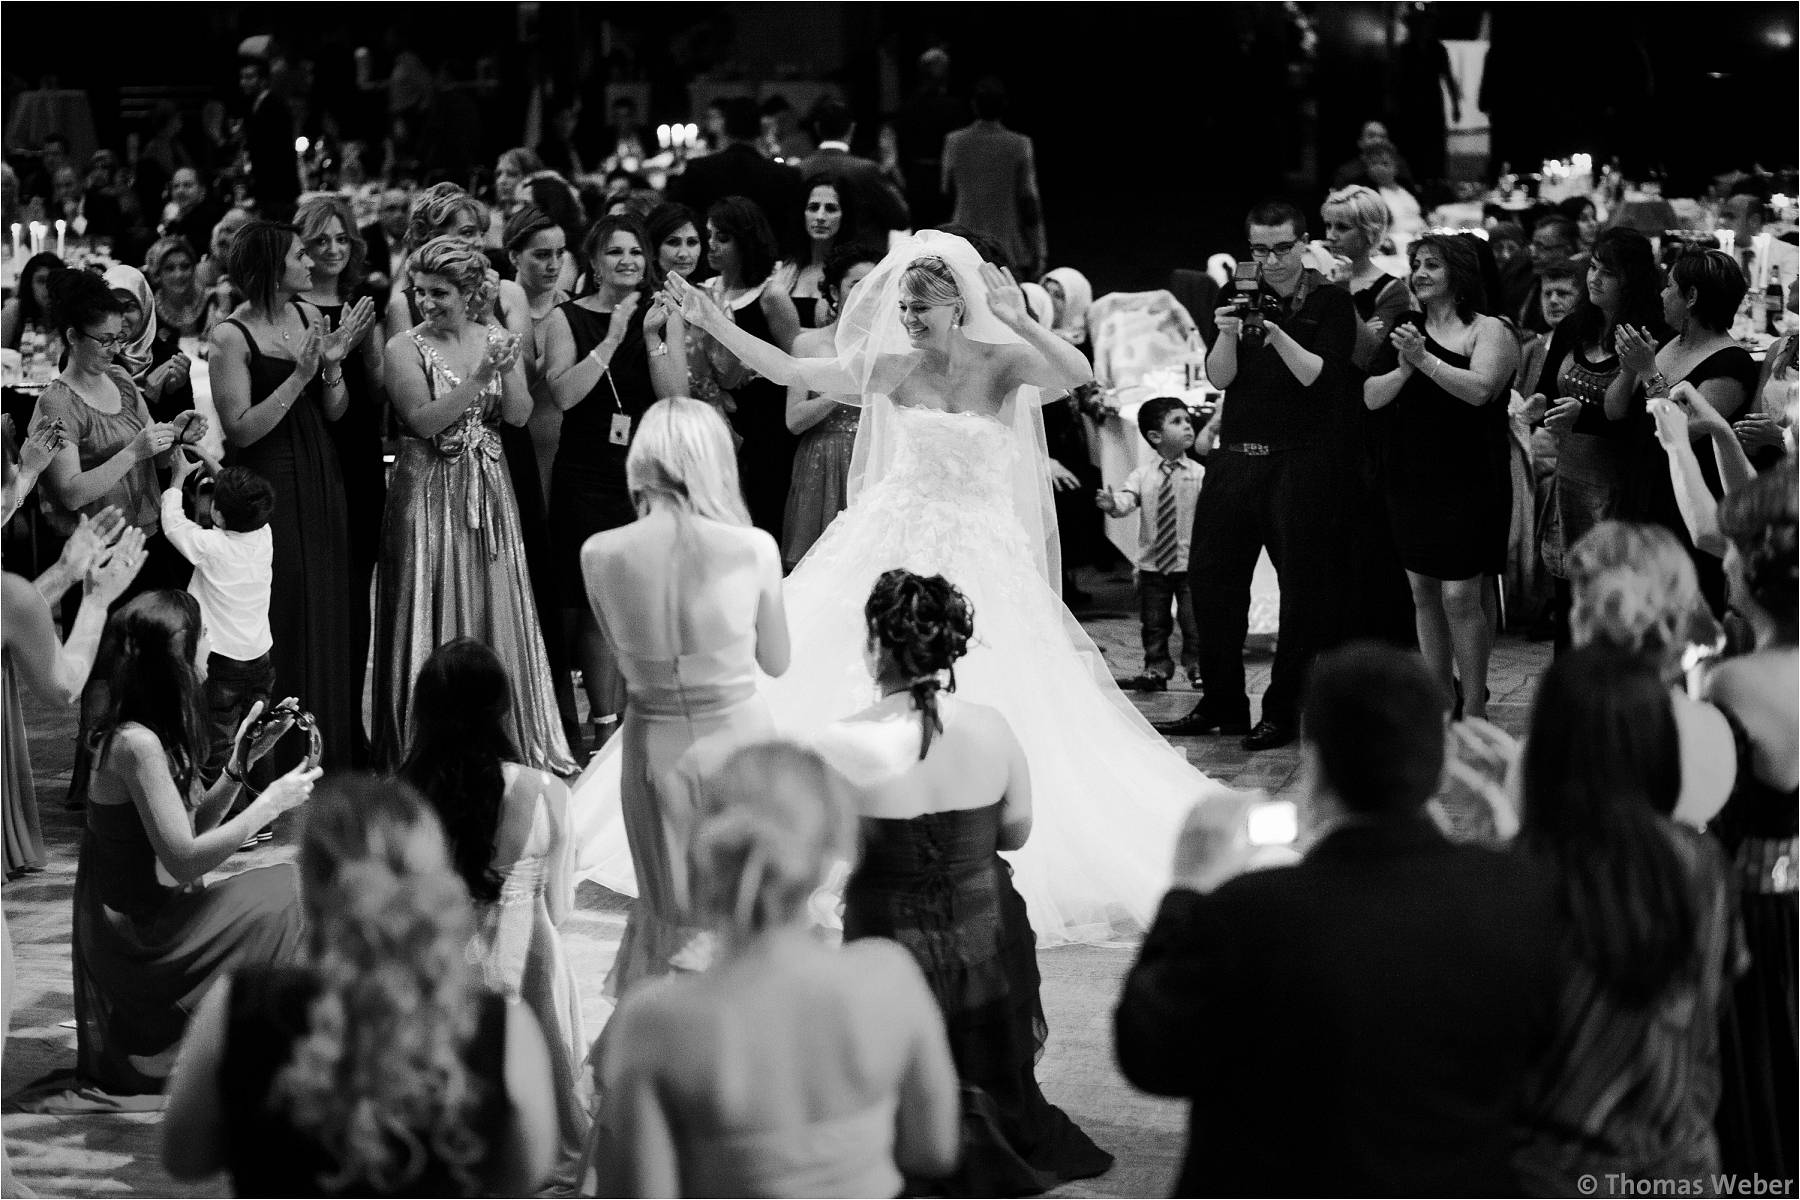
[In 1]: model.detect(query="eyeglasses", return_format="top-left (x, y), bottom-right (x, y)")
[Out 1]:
top-left (1248, 241), bottom-right (1299, 260)
top-left (76, 328), bottom-right (127, 350)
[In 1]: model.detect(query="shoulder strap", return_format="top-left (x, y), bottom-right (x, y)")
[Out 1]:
top-left (220, 316), bottom-right (259, 359)
top-left (289, 298), bottom-right (311, 329)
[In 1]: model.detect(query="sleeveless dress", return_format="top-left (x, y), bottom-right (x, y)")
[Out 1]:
top-left (312, 299), bottom-right (387, 710)
top-left (1712, 706), bottom-right (1798, 1180)
top-left (72, 784), bottom-right (302, 1093)
top-left (220, 968), bottom-right (511, 1197)
top-left (780, 403), bottom-right (859, 570)
top-left (2, 644), bottom-right (44, 876)
top-left (1382, 321), bottom-right (1512, 581)
top-left (220, 308), bottom-right (358, 773)
top-left (370, 331), bottom-right (575, 776)
top-left (475, 783), bottom-right (588, 1173)
top-left (574, 406), bottom-right (1230, 947)
top-left (549, 301), bottom-right (655, 607)
top-left (846, 802), bottom-right (1113, 1195)
top-left (725, 296), bottom-right (799, 540)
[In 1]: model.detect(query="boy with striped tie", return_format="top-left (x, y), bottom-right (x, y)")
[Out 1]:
top-left (1096, 396), bottom-right (1208, 691)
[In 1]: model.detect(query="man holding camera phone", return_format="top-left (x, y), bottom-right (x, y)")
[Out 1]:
top-left (1155, 200), bottom-right (1357, 750)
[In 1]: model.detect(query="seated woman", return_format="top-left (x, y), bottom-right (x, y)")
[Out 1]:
top-left (1, 251), bottom-right (64, 352)
top-left (161, 775), bottom-right (559, 1196)
top-left (75, 590), bottom-right (316, 1093)
top-left (815, 569), bottom-right (1114, 1195)
top-left (584, 741), bottom-right (960, 1198)
top-left (1512, 646), bottom-right (1734, 1192)
top-left (401, 638), bottom-right (587, 1177)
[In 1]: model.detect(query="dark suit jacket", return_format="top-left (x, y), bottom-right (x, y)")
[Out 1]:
top-left (360, 222), bottom-right (401, 307)
top-left (669, 142), bottom-right (805, 255)
top-left (793, 146), bottom-right (911, 245)
top-left (245, 91), bottom-right (299, 214)
top-left (1115, 816), bottom-right (1559, 1197)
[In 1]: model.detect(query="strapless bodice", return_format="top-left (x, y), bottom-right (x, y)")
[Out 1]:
top-left (882, 406), bottom-right (1017, 509)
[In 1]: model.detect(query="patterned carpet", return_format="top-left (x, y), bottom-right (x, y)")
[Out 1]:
top-left (1, 565), bottom-right (1547, 1197)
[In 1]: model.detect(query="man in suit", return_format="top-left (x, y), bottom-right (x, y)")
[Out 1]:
top-left (360, 186), bottom-right (411, 311)
top-left (238, 54), bottom-right (300, 222)
top-left (1116, 642), bottom-right (1560, 1197)
top-left (941, 78), bottom-right (1046, 280)
top-left (795, 98), bottom-right (910, 248)
top-left (669, 96), bottom-right (804, 256)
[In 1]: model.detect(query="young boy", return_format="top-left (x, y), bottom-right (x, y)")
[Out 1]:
top-left (1096, 396), bottom-right (1208, 691)
top-left (162, 453), bottom-right (276, 796)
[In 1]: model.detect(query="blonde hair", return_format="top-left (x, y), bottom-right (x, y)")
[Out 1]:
top-left (274, 777), bottom-right (488, 1194)
top-left (295, 194), bottom-right (367, 300)
top-left (900, 254), bottom-right (961, 309)
top-left (405, 182), bottom-right (487, 257)
top-left (1321, 185), bottom-right (1391, 253)
top-left (1569, 521), bottom-right (1709, 677)
top-left (688, 742), bottom-right (854, 934)
top-left (409, 236), bottom-right (496, 325)
top-left (625, 397), bottom-right (751, 525)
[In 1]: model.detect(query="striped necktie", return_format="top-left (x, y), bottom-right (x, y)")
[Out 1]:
top-left (1153, 460), bottom-right (1181, 573)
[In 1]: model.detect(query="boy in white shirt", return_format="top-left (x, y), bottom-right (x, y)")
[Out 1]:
top-left (1096, 396), bottom-right (1211, 692)
top-left (162, 453), bottom-right (276, 790)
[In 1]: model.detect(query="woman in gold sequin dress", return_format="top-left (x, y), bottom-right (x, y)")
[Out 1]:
top-left (372, 237), bottom-right (575, 775)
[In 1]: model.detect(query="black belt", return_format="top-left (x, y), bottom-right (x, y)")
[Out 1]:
top-left (1218, 441), bottom-right (1308, 456)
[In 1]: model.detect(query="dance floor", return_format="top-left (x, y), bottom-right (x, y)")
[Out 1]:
top-left (1, 565), bottom-right (1549, 1197)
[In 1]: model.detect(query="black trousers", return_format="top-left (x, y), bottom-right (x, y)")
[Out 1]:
top-left (1189, 446), bottom-right (1341, 728)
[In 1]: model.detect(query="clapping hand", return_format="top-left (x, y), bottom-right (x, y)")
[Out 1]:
top-left (979, 262), bottom-right (1029, 328)
top-left (608, 291), bottom-right (642, 339)
top-left (1734, 411), bottom-right (1787, 452)
top-left (322, 297), bottom-right (378, 364)
top-left (84, 524), bottom-right (148, 605)
top-left (1613, 323), bottom-right (1659, 378)
top-left (18, 420), bottom-right (63, 474)
top-left (1389, 323), bottom-right (1430, 368)
top-left (474, 333), bottom-right (524, 384)
top-left (56, 506), bottom-right (127, 580)
top-left (644, 292), bottom-right (672, 337)
top-left (294, 324), bottom-right (325, 380)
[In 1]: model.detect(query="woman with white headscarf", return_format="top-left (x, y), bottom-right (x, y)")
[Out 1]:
top-left (103, 264), bottom-right (194, 424)
top-left (1042, 266), bottom-right (1094, 355)
top-left (568, 231), bottom-right (1238, 949)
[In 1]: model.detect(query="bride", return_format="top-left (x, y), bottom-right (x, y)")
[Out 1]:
top-left (572, 230), bottom-right (1231, 946)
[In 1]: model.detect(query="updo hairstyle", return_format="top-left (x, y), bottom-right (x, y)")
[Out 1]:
top-left (864, 568), bottom-right (975, 760)
top-left (404, 182), bottom-right (486, 256)
top-left (408, 236), bottom-right (496, 324)
top-left (1717, 460), bottom-right (1799, 642)
top-left (687, 741), bottom-right (854, 937)
top-left (899, 254), bottom-right (963, 323)
top-left (47, 268), bottom-right (125, 339)
top-left (1568, 521), bottom-right (1713, 680)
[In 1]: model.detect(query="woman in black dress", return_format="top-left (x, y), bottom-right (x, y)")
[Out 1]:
top-left (295, 195), bottom-right (386, 716)
top-left (706, 196), bottom-right (802, 540)
top-left (209, 220), bottom-right (377, 773)
top-left (820, 570), bottom-right (1114, 1196)
top-left (1525, 228), bottom-right (1669, 650)
top-left (160, 775), bottom-right (558, 1196)
top-left (1706, 464), bottom-right (1798, 1180)
top-left (76, 590), bottom-right (314, 1093)
top-left (787, 175), bottom-right (858, 329)
top-left (1615, 246), bottom-right (1759, 613)
top-left (1363, 233), bottom-right (1518, 719)
top-left (539, 213), bottom-right (684, 749)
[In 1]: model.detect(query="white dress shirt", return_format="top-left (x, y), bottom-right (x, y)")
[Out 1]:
top-left (161, 488), bottom-right (274, 662)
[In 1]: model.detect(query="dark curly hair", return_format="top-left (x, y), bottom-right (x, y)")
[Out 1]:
top-left (821, 241), bottom-right (883, 313)
top-left (398, 638), bottom-right (519, 905)
top-left (47, 267), bottom-right (125, 339)
top-left (1717, 459), bottom-right (1798, 642)
top-left (706, 196), bottom-right (778, 287)
top-left (1408, 233), bottom-right (1486, 322)
top-left (864, 569), bottom-right (975, 760)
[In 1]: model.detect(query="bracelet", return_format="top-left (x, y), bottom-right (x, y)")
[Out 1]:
top-left (224, 762), bottom-right (260, 796)
top-left (321, 370), bottom-right (344, 388)
top-left (587, 345), bottom-right (614, 370)
top-left (647, 341), bottom-right (669, 358)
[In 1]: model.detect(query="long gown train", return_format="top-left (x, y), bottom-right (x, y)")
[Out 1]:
top-left (572, 406), bottom-right (1228, 946)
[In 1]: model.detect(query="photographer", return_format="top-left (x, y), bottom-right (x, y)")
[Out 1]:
top-left (1154, 201), bottom-right (1357, 751)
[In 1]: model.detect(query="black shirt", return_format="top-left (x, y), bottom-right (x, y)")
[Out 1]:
top-left (1214, 270), bottom-right (1357, 448)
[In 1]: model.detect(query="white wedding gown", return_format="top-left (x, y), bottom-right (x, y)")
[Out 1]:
top-left (571, 403), bottom-right (1232, 946)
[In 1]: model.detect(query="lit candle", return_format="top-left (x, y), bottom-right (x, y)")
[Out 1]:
top-left (1717, 229), bottom-right (1735, 259)
top-left (685, 123), bottom-right (698, 148)
top-left (55, 219), bottom-right (66, 258)
top-left (28, 222), bottom-right (43, 256)
top-left (9, 223), bottom-right (19, 261)
top-left (657, 123), bottom-right (671, 151)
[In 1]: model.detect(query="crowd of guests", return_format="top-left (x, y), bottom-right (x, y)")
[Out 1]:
top-left (1, 55), bottom-right (1796, 1199)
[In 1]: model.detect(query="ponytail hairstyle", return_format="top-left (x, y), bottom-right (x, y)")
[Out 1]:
top-left (399, 638), bottom-right (518, 905)
top-left (688, 742), bottom-right (854, 937)
top-left (275, 775), bottom-right (488, 1195)
top-left (863, 569), bottom-right (975, 759)
top-left (93, 591), bottom-right (208, 795)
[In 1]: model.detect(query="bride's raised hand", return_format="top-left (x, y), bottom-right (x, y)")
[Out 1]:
top-left (980, 262), bottom-right (1030, 328)
top-left (666, 273), bottom-right (724, 331)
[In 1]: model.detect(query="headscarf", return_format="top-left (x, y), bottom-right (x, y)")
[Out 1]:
top-left (1043, 266), bottom-right (1093, 345)
top-left (102, 264), bottom-right (158, 375)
